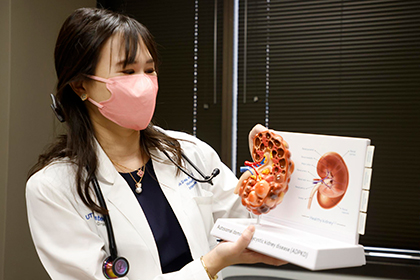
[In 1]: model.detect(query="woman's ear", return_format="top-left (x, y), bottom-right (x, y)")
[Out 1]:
top-left (69, 79), bottom-right (88, 101)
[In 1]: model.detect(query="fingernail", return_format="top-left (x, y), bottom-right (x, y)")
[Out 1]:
top-left (242, 226), bottom-right (254, 239)
top-left (247, 225), bottom-right (255, 233)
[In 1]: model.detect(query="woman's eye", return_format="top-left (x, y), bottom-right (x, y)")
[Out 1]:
top-left (122, 69), bottom-right (135, 74)
top-left (145, 69), bottom-right (156, 74)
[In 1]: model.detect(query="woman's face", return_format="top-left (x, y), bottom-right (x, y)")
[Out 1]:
top-left (80, 34), bottom-right (157, 131)
top-left (85, 34), bottom-right (157, 103)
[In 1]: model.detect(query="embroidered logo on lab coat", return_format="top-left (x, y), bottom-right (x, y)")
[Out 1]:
top-left (85, 212), bottom-right (105, 226)
top-left (178, 176), bottom-right (197, 190)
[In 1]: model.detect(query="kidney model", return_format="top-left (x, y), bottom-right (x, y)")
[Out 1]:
top-left (234, 130), bottom-right (294, 215)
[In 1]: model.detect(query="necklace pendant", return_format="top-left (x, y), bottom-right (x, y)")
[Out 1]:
top-left (137, 169), bottom-right (144, 177)
top-left (135, 182), bottom-right (142, 194)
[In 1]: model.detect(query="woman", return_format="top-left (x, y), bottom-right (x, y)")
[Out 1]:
top-left (26, 8), bottom-right (285, 280)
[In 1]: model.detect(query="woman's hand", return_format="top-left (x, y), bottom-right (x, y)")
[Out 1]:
top-left (202, 225), bottom-right (287, 277)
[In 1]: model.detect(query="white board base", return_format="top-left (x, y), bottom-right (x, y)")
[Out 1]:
top-left (211, 218), bottom-right (365, 271)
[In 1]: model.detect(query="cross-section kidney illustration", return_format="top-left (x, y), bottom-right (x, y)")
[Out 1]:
top-left (308, 152), bottom-right (349, 209)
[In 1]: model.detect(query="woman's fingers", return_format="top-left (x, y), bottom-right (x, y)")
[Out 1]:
top-left (204, 224), bottom-right (287, 276)
top-left (242, 249), bottom-right (288, 266)
top-left (232, 225), bottom-right (255, 253)
top-left (232, 225), bottom-right (287, 265)
top-left (232, 225), bottom-right (288, 267)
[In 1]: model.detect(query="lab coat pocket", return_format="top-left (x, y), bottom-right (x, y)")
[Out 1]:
top-left (193, 190), bottom-right (217, 248)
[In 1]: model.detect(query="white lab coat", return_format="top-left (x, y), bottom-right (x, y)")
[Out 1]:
top-left (26, 129), bottom-right (248, 280)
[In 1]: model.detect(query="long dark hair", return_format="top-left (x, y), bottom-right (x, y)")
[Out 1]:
top-left (28, 8), bottom-right (183, 215)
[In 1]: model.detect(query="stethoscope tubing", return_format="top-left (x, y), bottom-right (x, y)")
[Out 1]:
top-left (91, 175), bottom-right (119, 260)
top-left (91, 148), bottom-right (220, 277)
top-left (162, 150), bottom-right (220, 185)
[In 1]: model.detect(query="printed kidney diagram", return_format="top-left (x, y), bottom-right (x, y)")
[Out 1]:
top-left (235, 130), bottom-right (294, 215)
top-left (308, 152), bottom-right (349, 209)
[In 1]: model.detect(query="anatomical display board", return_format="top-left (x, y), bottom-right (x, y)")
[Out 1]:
top-left (211, 130), bottom-right (374, 270)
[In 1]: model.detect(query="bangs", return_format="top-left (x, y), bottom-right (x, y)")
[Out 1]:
top-left (117, 20), bottom-right (158, 70)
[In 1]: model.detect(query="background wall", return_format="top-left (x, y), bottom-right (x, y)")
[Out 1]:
top-left (0, 0), bottom-right (95, 279)
top-left (0, 0), bottom-right (11, 278)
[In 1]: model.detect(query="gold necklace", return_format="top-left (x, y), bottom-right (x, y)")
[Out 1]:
top-left (112, 161), bottom-right (146, 194)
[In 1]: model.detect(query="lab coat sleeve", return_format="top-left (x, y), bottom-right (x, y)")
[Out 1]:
top-left (26, 168), bottom-right (120, 280)
top-left (190, 135), bottom-right (250, 220)
top-left (157, 127), bottom-right (249, 221)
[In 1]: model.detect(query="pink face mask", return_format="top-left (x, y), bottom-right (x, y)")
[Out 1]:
top-left (87, 74), bottom-right (158, 130)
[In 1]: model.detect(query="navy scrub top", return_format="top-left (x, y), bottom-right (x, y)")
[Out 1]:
top-left (119, 159), bottom-right (193, 273)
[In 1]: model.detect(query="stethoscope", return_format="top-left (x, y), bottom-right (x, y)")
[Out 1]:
top-left (50, 94), bottom-right (220, 278)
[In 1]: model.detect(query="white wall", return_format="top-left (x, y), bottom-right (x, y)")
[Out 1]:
top-left (0, 0), bottom-right (95, 279)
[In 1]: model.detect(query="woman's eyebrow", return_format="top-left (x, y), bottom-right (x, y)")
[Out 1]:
top-left (145, 58), bottom-right (154, 64)
top-left (116, 58), bottom-right (154, 66)
top-left (116, 59), bottom-right (133, 67)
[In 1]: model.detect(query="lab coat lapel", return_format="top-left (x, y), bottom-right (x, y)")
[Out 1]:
top-left (150, 148), bottom-right (211, 259)
top-left (95, 141), bottom-right (161, 269)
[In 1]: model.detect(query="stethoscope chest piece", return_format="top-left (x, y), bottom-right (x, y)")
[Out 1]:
top-left (103, 256), bottom-right (129, 279)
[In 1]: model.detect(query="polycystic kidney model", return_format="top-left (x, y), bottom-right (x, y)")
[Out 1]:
top-left (308, 152), bottom-right (349, 209)
top-left (234, 130), bottom-right (294, 215)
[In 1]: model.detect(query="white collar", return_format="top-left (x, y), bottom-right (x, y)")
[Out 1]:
top-left (94, 138), bottom-right (119, 185)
